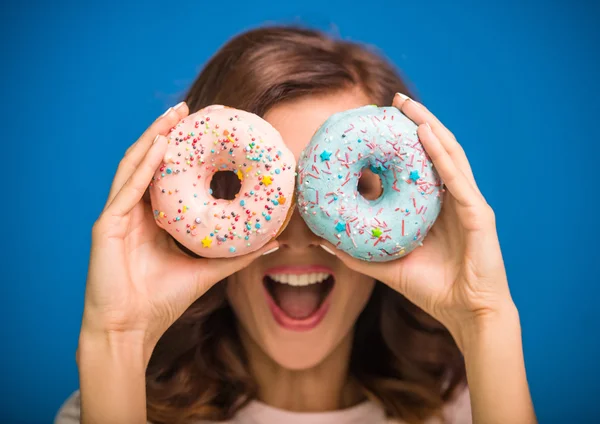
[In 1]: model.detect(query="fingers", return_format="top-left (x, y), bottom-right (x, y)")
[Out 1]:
top-left (104, 135), bottom-right (168, 218)
top-left (393, 93), bottom-right (479, 192)
top-left (417, 123), bottom-right (482, 207)
top-left (318, 240), bottom-right (388, 282)
top-left (104, 102), bottom-right (189, 209)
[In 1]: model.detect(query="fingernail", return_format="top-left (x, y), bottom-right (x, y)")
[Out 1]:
top-left (160, 107), bottom-right (173, 118)
top-left (153, 135), bottom-right (161, 144)
top-left (425, 122), bottom-right (432, 131)
top-left (174, 101), bottom-right (185, 110)
top-left (396, 92), bottom-right (412, 102)
top-left (262, 246), bottom-right (279, 256)
top-left (396, 92), bottom-right (426, 109)
top-left (320, 244), bottom-right (336, 256)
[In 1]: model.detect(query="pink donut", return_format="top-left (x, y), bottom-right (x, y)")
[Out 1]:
top-left (149, 105), bottom-right (296, 258)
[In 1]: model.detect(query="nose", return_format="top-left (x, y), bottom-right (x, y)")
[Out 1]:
top-left (276, 207), bottom-right (322, 251)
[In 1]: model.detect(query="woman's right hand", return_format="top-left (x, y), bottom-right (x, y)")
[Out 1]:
top-left (80, 102), bottom-right (279, 362)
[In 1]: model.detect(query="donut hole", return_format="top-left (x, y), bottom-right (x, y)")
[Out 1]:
top-left (357, 168), bottom-right (383, 201)
top-left (210, 170), bottom-right (242, 200)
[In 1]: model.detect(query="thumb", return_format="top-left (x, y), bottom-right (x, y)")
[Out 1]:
top-left (200, 240), bottom-right (281, 284)
top-left (318, 240), bottom-right (389, 283)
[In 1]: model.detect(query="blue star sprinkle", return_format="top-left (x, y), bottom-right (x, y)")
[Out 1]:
top-left (320, 150), bottom-right (332, 161)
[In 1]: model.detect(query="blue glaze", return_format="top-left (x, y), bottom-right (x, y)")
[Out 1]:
top-left (296, 106), bottom-right (443, 262)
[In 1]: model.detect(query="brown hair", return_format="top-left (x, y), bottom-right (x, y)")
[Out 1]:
top-left (145, 26), bottom-right (466, 424)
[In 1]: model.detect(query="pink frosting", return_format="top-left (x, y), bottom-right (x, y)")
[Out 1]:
top-left (149, 105), bottom-right (296, 258)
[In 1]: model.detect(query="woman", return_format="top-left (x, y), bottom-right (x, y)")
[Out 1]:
top-left (56, 26), bottom-right (536, 423)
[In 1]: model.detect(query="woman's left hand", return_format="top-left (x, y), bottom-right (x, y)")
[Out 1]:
top-left (321, 93), bottom-right (517, 350)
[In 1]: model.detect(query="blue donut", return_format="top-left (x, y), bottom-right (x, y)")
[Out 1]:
top-left (296, 105), bottom-right (443, 262)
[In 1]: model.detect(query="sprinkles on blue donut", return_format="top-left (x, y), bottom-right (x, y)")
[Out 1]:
top-left (296, 105), bottom-right (444, 262)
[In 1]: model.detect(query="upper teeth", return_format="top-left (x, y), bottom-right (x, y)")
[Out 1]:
top-left (268, 273), bottom-right (330, 286)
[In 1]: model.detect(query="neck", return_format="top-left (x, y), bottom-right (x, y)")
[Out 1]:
top-left (239, 327), bottom-right (366, 412)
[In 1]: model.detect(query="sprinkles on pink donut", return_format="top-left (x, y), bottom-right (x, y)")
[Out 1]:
top-left (296, 105), bottom-right (443, 262)
top-left (149, 105), bottom-right (296, 258)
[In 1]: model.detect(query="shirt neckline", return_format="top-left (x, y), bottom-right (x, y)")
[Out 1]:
top-left (235, 399), bottom-right (386, 424)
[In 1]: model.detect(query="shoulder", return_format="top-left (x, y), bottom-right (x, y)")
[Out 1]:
top-left (440, 386), bottom-right (472, 424)
top-left (54, 391), bottom-right (82, 424)
top-left (386, 387), bottom-right (471, 424)
top-left (54, 391), bottom-right (226, 424)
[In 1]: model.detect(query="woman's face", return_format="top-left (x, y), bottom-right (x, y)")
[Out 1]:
top-left (226, 90), bottom-right (378, 370)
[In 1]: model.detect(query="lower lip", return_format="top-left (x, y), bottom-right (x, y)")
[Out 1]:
top-left (263, 283), bottom-right (332, 332)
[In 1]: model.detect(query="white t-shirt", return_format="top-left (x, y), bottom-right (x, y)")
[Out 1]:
top-left (55, 388), bottom-right (471, 423)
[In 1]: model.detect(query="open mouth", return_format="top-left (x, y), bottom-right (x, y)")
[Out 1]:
top-left (263, 268), bottom-right (335, 331)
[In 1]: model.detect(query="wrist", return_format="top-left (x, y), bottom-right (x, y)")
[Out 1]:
top-left (77, 324), bottom-right (150, 424)
top-left (78, 321), bottom-right (155, 369)
top-left (455, 302), bottom-right (536, 423)
top-left (449, 301), bottom-right (521, 354)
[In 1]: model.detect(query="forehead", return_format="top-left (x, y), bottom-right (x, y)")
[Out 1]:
top-left (264, 89), bottom-right (373, 159)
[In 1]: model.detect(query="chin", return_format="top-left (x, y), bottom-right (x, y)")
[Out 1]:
top-left (262, 335), bottom-right (340, 370)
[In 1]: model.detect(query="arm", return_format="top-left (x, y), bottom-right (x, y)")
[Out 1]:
top-left (77, 329), bottom-right (150, 424)
top-left (461, 305), bottom-right (536, 424)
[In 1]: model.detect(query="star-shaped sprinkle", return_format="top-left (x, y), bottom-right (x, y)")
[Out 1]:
top-left (409, 170), bottom-right (420, 182)
top-left (372, 227), bottom-right (383, 238)
top-left (201, 236), bottom-right (212, 248)
top-left (262, 175), bottom-right (273, 186)
top-left (335, 221), bottom-right (346, 232)
top-left (320, 150), bottom-right (332, 161)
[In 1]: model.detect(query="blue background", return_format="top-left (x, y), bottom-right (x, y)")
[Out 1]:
top-left (2, 0), bottom-right (598, 422)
